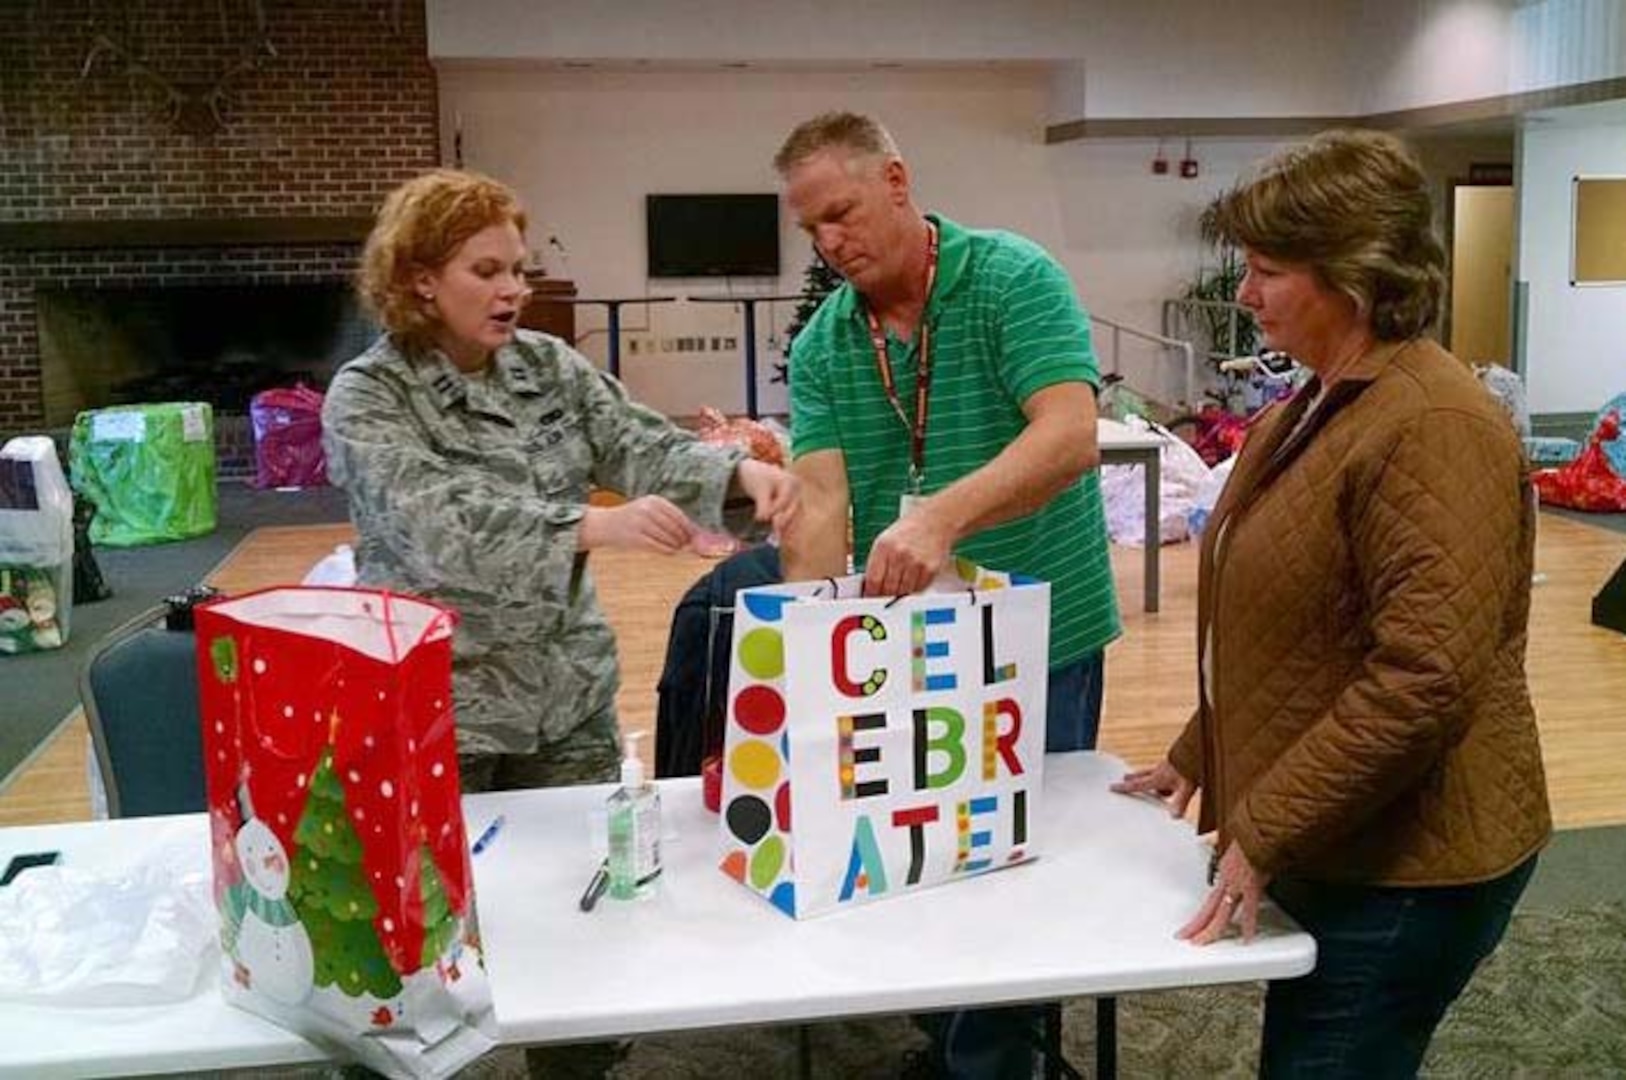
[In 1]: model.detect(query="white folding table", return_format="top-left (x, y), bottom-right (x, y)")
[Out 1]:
top-left (0, 754), bottom-right (1313, 1078)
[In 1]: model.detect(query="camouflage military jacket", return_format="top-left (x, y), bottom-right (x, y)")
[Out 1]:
top-left (323, 330), bottom-right (744, 755)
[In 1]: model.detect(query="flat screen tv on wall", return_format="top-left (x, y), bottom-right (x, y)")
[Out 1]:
top-left (646, 193), bottom-right (780, 278)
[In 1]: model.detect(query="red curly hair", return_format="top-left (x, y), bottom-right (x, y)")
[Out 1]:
top-left (357, 169), bottom-right (529, 344)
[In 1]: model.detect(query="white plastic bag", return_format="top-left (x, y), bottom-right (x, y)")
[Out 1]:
top-left (1100, 417), bottom-right (1213, 546)
top-left (1188, 455), bottom-right (1238, 537)
top-left (0, 840), bottom-right (216, 1006)
top-left (300, 543), bottom-right (357, 587)
top-left (0, 436), bottom-right (75, 652)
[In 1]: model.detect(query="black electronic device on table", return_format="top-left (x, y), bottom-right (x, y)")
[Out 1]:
top-left (1, 850), bottom-right (61, 886)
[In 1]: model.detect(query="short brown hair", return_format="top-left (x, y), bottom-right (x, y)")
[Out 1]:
top-left (1209, 129), bottom-right (1445, 341)
top-left (357, 169), bottom-right (528, 342)
top-left (773, 111), bottom-right (900, 175)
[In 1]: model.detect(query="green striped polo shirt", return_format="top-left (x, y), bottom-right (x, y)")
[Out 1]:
top-left (790, 214), bottom-right (1122, 666)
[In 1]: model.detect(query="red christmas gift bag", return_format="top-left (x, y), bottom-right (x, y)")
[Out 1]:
top-left (195, 587), bottom-right (498, 1079)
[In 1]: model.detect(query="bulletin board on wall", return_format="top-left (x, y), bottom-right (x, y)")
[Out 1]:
top-left (1571, 176), bottom-right (1626, 286)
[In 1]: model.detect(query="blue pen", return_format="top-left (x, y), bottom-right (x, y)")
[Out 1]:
top-left (471, 815), bottom-right (505, 856)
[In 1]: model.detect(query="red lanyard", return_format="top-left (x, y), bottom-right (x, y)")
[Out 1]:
top-left (863, 219), bottom-right (940, 492)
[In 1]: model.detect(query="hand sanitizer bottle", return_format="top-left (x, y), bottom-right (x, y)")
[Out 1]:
top-left (607, 733), bottom-right (661, 901)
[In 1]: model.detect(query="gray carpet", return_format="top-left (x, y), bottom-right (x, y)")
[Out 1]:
top-left (594, 901), bottom-right (1626, 1078)
top-left (0, 482), bottom-right (350, 789)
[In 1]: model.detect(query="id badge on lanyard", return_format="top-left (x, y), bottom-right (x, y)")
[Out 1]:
top-left (872, 220), bottom-right (939, 524)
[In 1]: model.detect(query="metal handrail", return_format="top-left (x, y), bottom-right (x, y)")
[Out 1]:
top-left (1161, 297), bottom-right (1258, 363)
top-left (1090, 313), bottom-right (1198, 407)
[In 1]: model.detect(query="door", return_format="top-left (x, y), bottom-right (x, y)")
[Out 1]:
top-left (1449, 184), bottom-right (1514, 367)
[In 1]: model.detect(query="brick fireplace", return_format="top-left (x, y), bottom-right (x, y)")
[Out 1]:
top-left (0, 0), bottom-right (441, 467)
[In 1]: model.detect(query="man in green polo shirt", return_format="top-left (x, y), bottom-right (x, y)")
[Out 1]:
top-left (775, 110), bottom-right (1121, 753)
top-left (774, 110), bottom-right (1120, 1079)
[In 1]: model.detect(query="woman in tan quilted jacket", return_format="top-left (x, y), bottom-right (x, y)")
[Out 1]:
top-left (1114, 130), bottom-right (1550, 1078)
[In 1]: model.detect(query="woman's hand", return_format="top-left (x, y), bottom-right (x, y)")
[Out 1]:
top-left (1178, 841), bottom-right (1271, 946)
top-left (580, 496), bottom-right (697, 554)
top-left (734, 459), bottom-right (801, 535)
top-left (1111, 758), bottom-right (1196, 819)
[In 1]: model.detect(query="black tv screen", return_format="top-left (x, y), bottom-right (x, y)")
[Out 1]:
top-left (646, 194), bottom-right (780, 278)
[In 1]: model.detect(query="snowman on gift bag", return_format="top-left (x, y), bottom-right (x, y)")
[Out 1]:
top-left (226, 779), bottom-right (315, 1005)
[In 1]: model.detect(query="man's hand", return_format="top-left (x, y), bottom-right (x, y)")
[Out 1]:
top-left (1178, 841), bottom-right (1271, 945)
top-left (579, 496), bottom-right (697, 554)
top-left (862, 502), bottom-right (956, 597)
top-left (1111, 758), bottom-right (1197, 818)
top-left (733, 459), bottom-right (801, 536)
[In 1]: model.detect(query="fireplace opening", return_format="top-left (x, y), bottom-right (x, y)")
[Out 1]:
top-left (37, 282), bottom-right (379, 429)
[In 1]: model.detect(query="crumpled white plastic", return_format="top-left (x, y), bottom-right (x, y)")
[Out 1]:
top-left (1101, 415), bottom-right (1215, 547)
top-left (0, 840), bottom-right (217, 1006)
top-left (300, 543), bottom-right (358, 587)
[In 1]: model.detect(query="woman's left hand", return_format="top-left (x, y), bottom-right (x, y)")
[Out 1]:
top-left (1178, 841), bottom-right (1271, 946)
top-left (735, 459), bottom-right (801, 535)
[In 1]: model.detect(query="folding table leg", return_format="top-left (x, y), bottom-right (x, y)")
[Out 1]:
top-left (1039, 1003), bottom-right (1085, 1080)
top-left (1096, 996), bottom-right (1118, 1079)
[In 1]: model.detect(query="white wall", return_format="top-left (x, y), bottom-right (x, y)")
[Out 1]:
top-left (1072, 0), bottom-right (1355, 118)
top-left (1511, 0), bottom-right (1626, 92)
top-left (442, 66), bottom-right (1252, 414)
top-left (427, 0), bottom-right (1090, 63)
top-left (1352, 0), bottom-right (1517, 114)
top-left (432, 3), bottom-right (1625, 416)
top-left (428, 0), bottom-right (1355, 121)
top-left (1517, 101), bottom-right (1626, 414)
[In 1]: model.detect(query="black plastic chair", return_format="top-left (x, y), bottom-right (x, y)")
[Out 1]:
top-left (81, 595), bottom-right (210, 818)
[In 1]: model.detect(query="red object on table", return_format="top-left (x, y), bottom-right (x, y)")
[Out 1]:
top-left (702, 754), bottom-right (723, 813)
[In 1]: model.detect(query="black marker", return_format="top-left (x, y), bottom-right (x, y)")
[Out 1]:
top-left (579, 857), bottom-right (610, 912)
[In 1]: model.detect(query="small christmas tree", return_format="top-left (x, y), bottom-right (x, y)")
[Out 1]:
top-left (290, 745), bottom-right (402, 999)
top-left (776, 253), bottom-right (843, 384)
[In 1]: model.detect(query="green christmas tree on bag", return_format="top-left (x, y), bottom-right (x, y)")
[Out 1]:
top-left (287, 716), bottom-right (464, 1003)
top-left (290, 743), bottom-right (401, 999)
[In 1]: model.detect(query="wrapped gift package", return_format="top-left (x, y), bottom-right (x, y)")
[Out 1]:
top-left (0, 436), bottom-right (75, 654)
top-left (70, 402), bottom-right (217, 546)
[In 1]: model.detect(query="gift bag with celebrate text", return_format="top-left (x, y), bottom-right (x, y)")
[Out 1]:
top-left (719, 561), bottom-right (1049, 919)
top-left (195, 587), bottom-right (498, 1079)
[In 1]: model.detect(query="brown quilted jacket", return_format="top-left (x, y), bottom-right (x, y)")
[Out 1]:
top-left (1169, 339), bottom-right (1551, 886)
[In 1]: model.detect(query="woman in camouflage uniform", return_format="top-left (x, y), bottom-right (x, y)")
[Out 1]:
top-left (325, 169), bottom-right (799, 796)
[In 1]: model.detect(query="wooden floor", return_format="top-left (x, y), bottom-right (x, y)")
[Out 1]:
top-left (3, 513), bottom-right (1624, 831)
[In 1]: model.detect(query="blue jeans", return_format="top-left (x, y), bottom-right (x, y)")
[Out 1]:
top-left (916, 652), bottom-right (1109, 1078)
top-left (1261, 854), bottom-right (1538, 1078)
top-left (1045, 650), bottom-right (1106, 753)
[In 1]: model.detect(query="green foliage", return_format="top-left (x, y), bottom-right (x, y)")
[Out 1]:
top-left (1179, 199), bottom-right (1262, 410)
top-left (288, 746), bottom-right (401, 1000)
top-left (776, 254), bottom-right (844, 384)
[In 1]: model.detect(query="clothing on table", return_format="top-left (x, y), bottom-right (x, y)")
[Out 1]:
top-left (789, 213), bottom-right (1122, 670)
top-left (323, 329), bottom-right (745, 760)
top-left (1170, 337), bottom-right (1551, 886)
